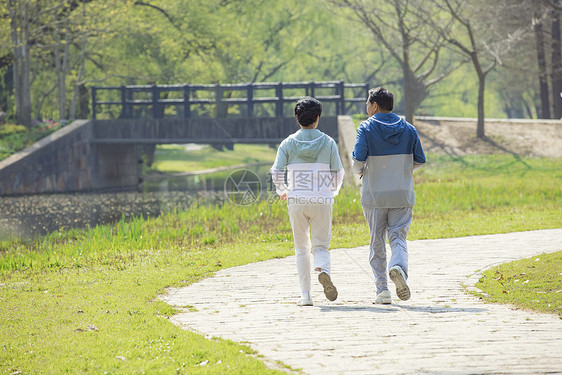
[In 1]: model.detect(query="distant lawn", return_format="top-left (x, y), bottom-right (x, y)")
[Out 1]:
top-left (150, 144), bottom-right (277, 173)
top-left (410, 154), bottom-right (562, 238)
top-left (0, 153), bottom-right (561, 373)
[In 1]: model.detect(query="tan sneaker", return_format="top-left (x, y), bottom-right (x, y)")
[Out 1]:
top-left (389, 266), bottom-right (411, 301)
top-left (318, 272), bottom-right (338, 301)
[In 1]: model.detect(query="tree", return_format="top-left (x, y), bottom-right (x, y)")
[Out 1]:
top-left (534, 10), bottom-right (551, 118)
top-left (4, 0), bottom-right (130, 124)
top-left (3, 0), bottom-right (547, 123)
top-left (326, 0), bottom-right (459, 123)
top-left (64, 1), bottom-right (134, 120)
top-left (529, 0), bottom-right (562, 119)
top-left (53, 1), bottom-right (72, 121)
top-left (0, 3), bottom-right (12, 114)
top-left (437, 0), bottom-right (526, 137)
top-left (7, 0), bottom-right (37, 127)
top-left (484, 0), bottom-right (561, 120)
top-left (550, 1), bottom-right (562, 118)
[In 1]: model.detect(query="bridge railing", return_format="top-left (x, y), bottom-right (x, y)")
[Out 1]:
top-left (91, 80), bottom-right (368, 119)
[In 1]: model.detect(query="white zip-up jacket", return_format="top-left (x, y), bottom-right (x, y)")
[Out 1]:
top-left (271, 128), bottom-right (344, 202)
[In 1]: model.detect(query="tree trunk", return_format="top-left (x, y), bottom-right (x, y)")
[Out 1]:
top-left (11, 24), bottom-right (22, 123)
top-left (54, 38), bottom-right (62, 119)
top-left (522, 97), bottom-right (534, 119)
top-left (35, 84), bottom-right (56, 121)
top-left (22, 2), bottom-right (32, 127)
top-left (78, 84), bottom-right (89, 118)
top-left (477, 72), bottom-right (486, 138)
top-left (0, 65), bottom-right (12, 113)
top-left (70, 2), bottom-right (87, 121)
top-left (402, 66), bottom-right (416, 123)
top-left (551, 3), bottom-right (562, 118)
top-left (11, 0), bottom-right (33, 127)
top-left (467, 46), bottom-right (487, 138)
top-left (62, 41), bottom-right (70, 119)
top-left (54, 26), bottom-right (70, 121)
top-left (534, 14), bottom-right (551, 118)
top-left (70, 40), bottom-right (86, 120)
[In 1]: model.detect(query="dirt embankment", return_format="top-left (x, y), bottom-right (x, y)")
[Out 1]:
top-left (414, 117), bottom-right (562, 158)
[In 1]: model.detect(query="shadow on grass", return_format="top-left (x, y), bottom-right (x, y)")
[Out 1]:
top-left (480, 136), bottom-right (532, 170)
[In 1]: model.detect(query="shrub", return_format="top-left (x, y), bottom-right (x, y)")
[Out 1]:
top-left (0, 124), bottom-right (27, 138)
top-left (0, 121), bottom-right (62, 161)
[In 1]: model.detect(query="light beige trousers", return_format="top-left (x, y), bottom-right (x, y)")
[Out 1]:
top-left (287, 202), bottom-right (333, 292)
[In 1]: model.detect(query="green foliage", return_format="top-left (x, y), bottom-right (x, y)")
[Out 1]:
top-left (0, 154), bottom-right (561, 373)
top-left (0, 122), bottom-right (62, 161)
top-left (475, 251), bottom-right (562, 316)
top-left (0, 124), bottom-right (27, 137)
top-left (420, 65), bottom-right (507, 118)
top-left (0, 0), bottom-right (549, 124)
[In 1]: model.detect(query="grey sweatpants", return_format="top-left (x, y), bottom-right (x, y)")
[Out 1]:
top-left (362, 206), bottom-right (413, 294)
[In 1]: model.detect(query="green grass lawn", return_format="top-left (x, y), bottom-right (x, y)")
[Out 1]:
top-left (474, 251), bottom-right (562, 316)
top-left (0, 153), bottom-right (561, 373)
top-left (149, 144), bottom-right (277, 173)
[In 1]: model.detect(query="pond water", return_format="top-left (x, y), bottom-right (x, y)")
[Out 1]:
top-left (0, 165), bottom-right (273, 240)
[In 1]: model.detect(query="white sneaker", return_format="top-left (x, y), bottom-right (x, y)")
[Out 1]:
top-left (297, 296), bottom-right (313, 306)
top-left (389, 266), bottom-right (411, 301)
top-left (375, 290), bottom-right (392, 304)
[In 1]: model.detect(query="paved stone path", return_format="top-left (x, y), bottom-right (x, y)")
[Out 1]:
top-left (162, 229), bottom-right (562, 374)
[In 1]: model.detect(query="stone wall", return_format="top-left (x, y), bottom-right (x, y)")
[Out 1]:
top-left (0, 120), bottom-right (92, 195)
top-left (0, 120), bottom-right (143, 196)
top-left (337, 116), bottom-right (360, 187)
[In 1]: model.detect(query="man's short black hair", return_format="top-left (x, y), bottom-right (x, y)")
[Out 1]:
top-left (294, 96), bottom-right (322, 127)
top-left (368, 87), bottom-right (394, 111)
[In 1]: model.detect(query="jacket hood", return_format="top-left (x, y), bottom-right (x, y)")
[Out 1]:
top-left (286, 129), bottom-right (329, 162)
top-left (371, 113), bottom-right (406, 145)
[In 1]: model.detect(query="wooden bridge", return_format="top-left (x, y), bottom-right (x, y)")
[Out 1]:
top-left (91, 80), bottom-right (368, 120)
top-left (1, 81), bottom-right (369, 196)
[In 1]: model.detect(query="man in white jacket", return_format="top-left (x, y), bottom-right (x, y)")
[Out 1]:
top-left (271, 97), bottom-right (345, 306)
top-left (352, 87), bottom-right (425, 304)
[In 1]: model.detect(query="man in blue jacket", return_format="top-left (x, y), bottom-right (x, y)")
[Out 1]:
top-left (352, 87), bottom-right (425, 304)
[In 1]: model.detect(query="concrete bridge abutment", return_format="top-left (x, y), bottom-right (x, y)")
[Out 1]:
top-left (0, 120), bottom-right (144, 196)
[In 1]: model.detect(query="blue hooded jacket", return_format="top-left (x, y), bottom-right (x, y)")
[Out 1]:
top-left (352, 113), bottom-right (425, 208)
